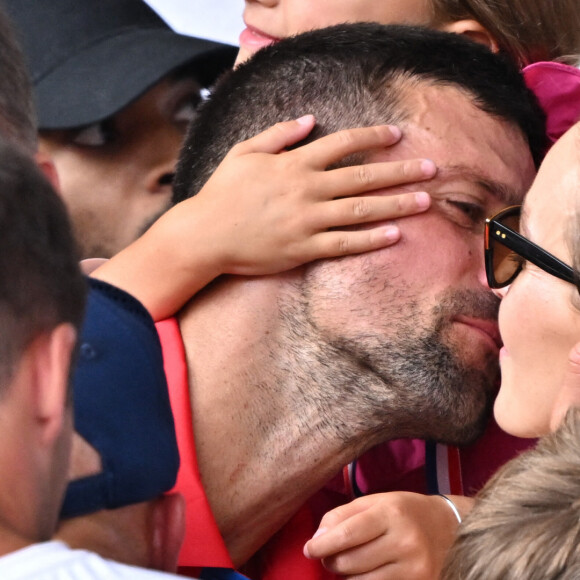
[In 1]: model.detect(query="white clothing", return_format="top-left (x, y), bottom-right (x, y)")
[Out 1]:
top-left (0, 541), bottom-right (192, 579)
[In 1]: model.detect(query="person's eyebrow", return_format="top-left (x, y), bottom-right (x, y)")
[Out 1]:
top-left (437, 164), bottom-right (524, 206)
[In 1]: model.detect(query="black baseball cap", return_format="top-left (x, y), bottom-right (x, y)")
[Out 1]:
top-left (62, 277), bottom-right (180, 518)
top-left (3, 0), bottom-right (237, 129)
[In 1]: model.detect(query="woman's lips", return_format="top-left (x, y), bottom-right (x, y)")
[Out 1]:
top-left (239, 25), bottom-right (281, 53)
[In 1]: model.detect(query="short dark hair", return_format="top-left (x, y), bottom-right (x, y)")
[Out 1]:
top-left (0, 137), bottom-right (86, 391)
top-left (442, 407), bottom-right (580, 580)
top-left (0, 4), bottom-right (36, 152)
top-left (173, 23), bottom-right (546, 203)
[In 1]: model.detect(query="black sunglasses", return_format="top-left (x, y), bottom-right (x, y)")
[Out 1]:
top-left (484, 205), bottom-right (577, 289)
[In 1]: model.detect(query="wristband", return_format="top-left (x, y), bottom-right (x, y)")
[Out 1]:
top-left (438, 493), bottom-right (462, 524)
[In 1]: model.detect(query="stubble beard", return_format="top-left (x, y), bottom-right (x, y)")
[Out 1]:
top-left (278, 283), bottom-right (500, 452)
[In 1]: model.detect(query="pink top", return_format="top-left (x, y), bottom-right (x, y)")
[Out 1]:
top-left (523, 61), bottom-right (580, 144)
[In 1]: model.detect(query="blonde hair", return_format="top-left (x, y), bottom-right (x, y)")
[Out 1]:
top-left (442, 407), bottom-right (580, 579)
top-left (430, 0), bottom-right (580, 66)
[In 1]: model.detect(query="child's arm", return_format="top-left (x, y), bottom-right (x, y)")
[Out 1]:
top-left (304, 492), bottom-right (474, 580)
top-left (92, 115), bottom-right (435, 320)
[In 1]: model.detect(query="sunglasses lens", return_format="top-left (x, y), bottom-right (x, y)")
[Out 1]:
top-left (492, 210), bottom-right (520, 286)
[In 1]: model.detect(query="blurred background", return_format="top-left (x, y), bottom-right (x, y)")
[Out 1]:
top-left (144, 0), bottom-right (243, 46)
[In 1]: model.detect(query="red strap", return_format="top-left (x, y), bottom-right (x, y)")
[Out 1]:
top-left (157, 318), bottom-right (233, 569)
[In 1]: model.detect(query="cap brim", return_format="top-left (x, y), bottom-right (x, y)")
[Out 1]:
top-left (36, 29), bottom-right (237, 129)
top-left (61, 277), bottom-right (180, 518)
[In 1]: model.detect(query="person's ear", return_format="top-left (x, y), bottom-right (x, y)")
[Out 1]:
top-left (550, 342), bottom-right (580, 432)
top-left (31, 323), bottom-right (77, 445)
top-left (440, 19), bottom-right (499, 53)
top-left (149, 493), bottom-right (186, 572)
top-left (57, 495), bottom-right (185, 571)
top-left (35, 150), bottom-right (61, 193)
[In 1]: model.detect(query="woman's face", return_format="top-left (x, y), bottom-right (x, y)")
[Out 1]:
top-left (238, 0), bottom-right (434, 64)
top-left (493, 125), bottom-right (580, 438)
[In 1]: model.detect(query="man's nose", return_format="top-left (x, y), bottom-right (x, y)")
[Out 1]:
top-left (478, 253), bottom-right (509, 300)
top-left (146, 159), bottom-right (176, 194)
top-left (477, 260), bottom-right (509, 298)
top-left (144, 128), bottom-right (182, 194)
top-left (477, 246), bottom-right (492, 289)
top-left (492, 285), bottom-right (509, 299)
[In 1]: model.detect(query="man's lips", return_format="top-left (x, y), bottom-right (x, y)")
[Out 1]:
top-left (239, 24), bottom-right (281, 51)
top-left (453, 316), bottom-right (503, 351)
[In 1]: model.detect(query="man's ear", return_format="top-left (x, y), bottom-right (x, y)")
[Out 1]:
top-left (56, 495), bottom-right (185, 571)
top-left (550, 342), bottom-right (580, 432)
top-left (31, 323), bottom-right (77, 445)
top-left (440, 19), bottom-right (499, 53)
top-left (149, 493), bottom-right (186, 572)
top-left (35, 150), bottom-right (61, 193)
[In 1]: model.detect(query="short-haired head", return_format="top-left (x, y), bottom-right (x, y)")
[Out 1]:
top-left (173, 23), bottom-right (546, 203)
top-left (2, 0), bottom-right (236, 131)
top-left (0, 5), bottom-right (36, 153)
top-left (442, 406), bottom-right (580, 579)
top-left (430, 0), bottom-right (580, 66)
top-left (0, 137), bottom-right (85, 392)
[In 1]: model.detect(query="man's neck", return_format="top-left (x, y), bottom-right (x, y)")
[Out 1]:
top-left (0, 524), bottom-right (34, 558)
top-left (177, 277), bottom-right (400, 565)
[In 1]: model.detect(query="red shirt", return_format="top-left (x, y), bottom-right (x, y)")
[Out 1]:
top-left (157, 317), bottom-right (533, 579)
top-left (157, 318), bottom-right (233, 576)
top-left (157, 318), bottom-right (332, 579)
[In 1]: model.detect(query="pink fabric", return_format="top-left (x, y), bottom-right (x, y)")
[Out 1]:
top-left (523, 61), bottom-right (580, 144)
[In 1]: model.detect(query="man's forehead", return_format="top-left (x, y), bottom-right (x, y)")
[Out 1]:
top-left (381, 85), bottom-right (535, 203)
top-left (401, 84), bottom-right (531, 156)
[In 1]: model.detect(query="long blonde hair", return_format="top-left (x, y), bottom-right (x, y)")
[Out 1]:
top-left (442, 407), bottom-right (580, 579)
top-left (430, 0), bottom-right (580, 66)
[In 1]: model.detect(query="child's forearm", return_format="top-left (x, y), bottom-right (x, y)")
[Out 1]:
top-left (91, 200), bottom-right (223, 321)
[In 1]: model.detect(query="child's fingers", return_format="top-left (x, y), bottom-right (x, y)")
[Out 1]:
top-left (316, 523), bottom-right (433, 579)
top-left (310, 226), bottom-right (402, 257)
top-left (318, 159), bottom-right (436, 200)
top-left (320, 537), bottom-right (397, 577)
top-left (281, 228), bottom-right (401, 266)
top-left (233, 115), bottom-right (316, 155)
top-left (305, 511), bottom-right (387, 560)
top-left (302, 125), bottom-right (403, 168)
top-left (314, 192), bottom-right (431, 229)
top-left (318, 495), bottom-right (381, 526)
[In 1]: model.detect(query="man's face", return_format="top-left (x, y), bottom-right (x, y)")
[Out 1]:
top-left (300, 84), bottom-right (536, 445)
top-left (39, 75), bottom-right (201, 259)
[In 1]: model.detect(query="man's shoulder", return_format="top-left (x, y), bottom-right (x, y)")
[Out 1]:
top-left (0, 541), bottom-right (190, 579)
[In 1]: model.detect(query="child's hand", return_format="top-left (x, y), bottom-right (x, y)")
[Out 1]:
top-left (190, 114), bottom-right (435, 276)
top-left (304, 492), bottom-right (471, 580)
top-left (93, 116), bottom-right (436, 320)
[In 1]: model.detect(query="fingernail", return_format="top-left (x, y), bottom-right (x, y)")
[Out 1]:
top-left (414, 192), bottom-right (431, 209)
top-left (303, 527), bottom-right (328, 559)
top-left (384, 225), bottom-right (400, 241)
top-left (312, 526), bottom-right (328, 539)
top-left (420, 159), bottom-right (436, 176)
top-left (388, 126), bottom-right (402, 140)
top-left (296, 114), bottom-right (315, 126)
